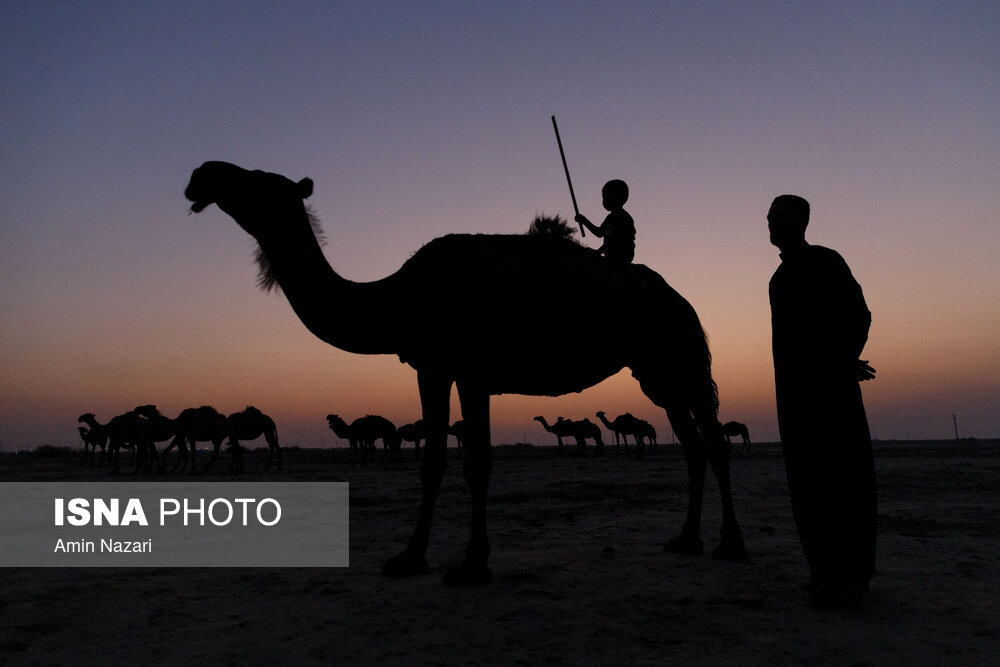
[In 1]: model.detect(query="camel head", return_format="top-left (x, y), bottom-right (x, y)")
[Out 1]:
top-left (185, 161), bottom-right (314, 235)
top-left (78, 413), bottom-right (95, 423)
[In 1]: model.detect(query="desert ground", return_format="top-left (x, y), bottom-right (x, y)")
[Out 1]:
top-left (1, 439), bottom-right (997, 665)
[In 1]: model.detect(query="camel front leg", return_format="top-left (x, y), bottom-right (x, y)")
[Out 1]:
top-left (443, 380), bottom-right (493, 586)
top-left (382, 370), bottom-right (451, 578)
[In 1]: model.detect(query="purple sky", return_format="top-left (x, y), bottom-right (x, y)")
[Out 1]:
top-left (2, 2), bottom-right (998, 449)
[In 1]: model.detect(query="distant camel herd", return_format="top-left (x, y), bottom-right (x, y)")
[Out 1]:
top-left (76, 405), bottom-right (280, 474)
top-left (321, 412), bottom-right (750, 467)
top-left (76, 408), bottom-right (750, 474)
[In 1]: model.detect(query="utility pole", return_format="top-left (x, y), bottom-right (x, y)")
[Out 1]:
top-left (952, 413), bottom-right (959, 441)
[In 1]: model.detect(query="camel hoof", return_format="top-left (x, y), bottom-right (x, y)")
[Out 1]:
top-left (663, 535), bottom-right (704, 556)
top-left (382, 551), bottom-right (430, 578)
top-left (711, 542), bottom-right (748, 561)
top-left (442, 562), bottom-right (493, 587)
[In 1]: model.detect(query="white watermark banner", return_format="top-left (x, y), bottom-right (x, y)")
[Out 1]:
top-left (0, 482), bottom-right (348, 567)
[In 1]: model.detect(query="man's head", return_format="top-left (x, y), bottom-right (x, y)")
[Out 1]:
top-left (768, 194), bottom-right (810, 251)
top-left (602, 179), bottom-right (629, 211)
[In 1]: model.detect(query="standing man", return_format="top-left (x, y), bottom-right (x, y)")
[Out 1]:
top-left (767, 194), bottom-right (877, 608)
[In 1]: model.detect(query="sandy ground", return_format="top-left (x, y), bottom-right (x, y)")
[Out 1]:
top-left (1, 439), bottom-right (997, 665)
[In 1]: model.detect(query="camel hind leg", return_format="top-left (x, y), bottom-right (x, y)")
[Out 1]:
top-left (443, 378), bottom-right (493, 586)
top-left (636, 369), bottom-right (746, 561)
top-left (660, 406), bottom-right (745, 560)
top-left (663, 407), bottom-right (708, 554)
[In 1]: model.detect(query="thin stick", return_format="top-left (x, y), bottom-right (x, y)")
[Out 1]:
top-left (551, 115), bottom-right (584, 236)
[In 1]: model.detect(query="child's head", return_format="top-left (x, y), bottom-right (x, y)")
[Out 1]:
top-left (601, 179), bottom-right (629, 210)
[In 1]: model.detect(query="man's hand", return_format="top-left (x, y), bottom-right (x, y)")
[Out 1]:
top-left (857, 359), bottom-right (876, 382)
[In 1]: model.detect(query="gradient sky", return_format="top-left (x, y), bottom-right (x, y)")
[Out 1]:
top-left (2, 1), bottom-right (998, 451)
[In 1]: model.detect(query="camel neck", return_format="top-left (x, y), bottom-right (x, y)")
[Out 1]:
top-left (256, 221), bottom-right (400, 356)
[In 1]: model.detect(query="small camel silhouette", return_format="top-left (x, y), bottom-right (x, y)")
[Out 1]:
top-left (134, 405), bottom-right (185, 472)
top-left (105, 410), bottom-right (157, 475)
top-left (137, 405), bottom-right (229, 474)
top-left (595, 411), bottom-right (648, 458)
top-left (533, 415), bottom-right (575, 453)
top-left (568, 417), bottom-right (606, 455)
top-left (722, 421), bottom-right (751, 453)
top-left (633, 417), bottom-right (658, 457)
top-left (326, 414), bottom-right (401, 466)
top-left (533, 416), bottom-right (602, 455)
top-left (227, 406), bottom-right (282, 471)
top-left (77, 414), bottom-right (110, 467)
top-left (397, 420), bottom-right (425, 461)
top-left (355, 415), bottom-right (401, 467)
top-left (186, 161), bottom-right (746, 586)
top-left (133, 404), bottom-right (186, 472)
top-left (326, 414), bottom-right (365, 465)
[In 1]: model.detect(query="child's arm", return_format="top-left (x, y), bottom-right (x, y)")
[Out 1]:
top-left (574, 214), bottom-right (604, 237)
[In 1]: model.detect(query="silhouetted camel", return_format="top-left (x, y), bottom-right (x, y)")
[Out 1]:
top-left (634, 418), bottom-right (658, 457)
top-left (397, 420), bottom-right (425, 461)
top-left (137, 405), bottom-right (228, 474)
top-left (181, 406), bottom-right (233, 473)
top-left (595, 411), bottom-right (649, 458)
top-left (595, 411), bottom-right (629, 456)
top-left (722, 421), bottom-right (751, 453)
top-left (355, 415), bottom-right (401, 467)
top-left (533, 416), bottom-right (602, 455)
top-left (134, 404), bottom-right (183, 472)
top-left (326, 414), bottom-right (362, 463)
top-left (326, 414), bottom-right (400, 466)
top-left (134, 405), bottom-right (185, 472)
top-left (227, 406), bottom-right (282, 471)
top-left (570, 418), bottom-right (605, 455)
top-left (533, 416), bottom-right (574, 453)
top-left (105, 410), bottom-right (156, 475)
top-left (77, 413), bottom-right (109, 466)
top-left (186, 161), bottom-right (745, 586)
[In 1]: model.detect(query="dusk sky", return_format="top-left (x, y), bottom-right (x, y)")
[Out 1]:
top-left (2, 2), bottom-right (998, 451)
